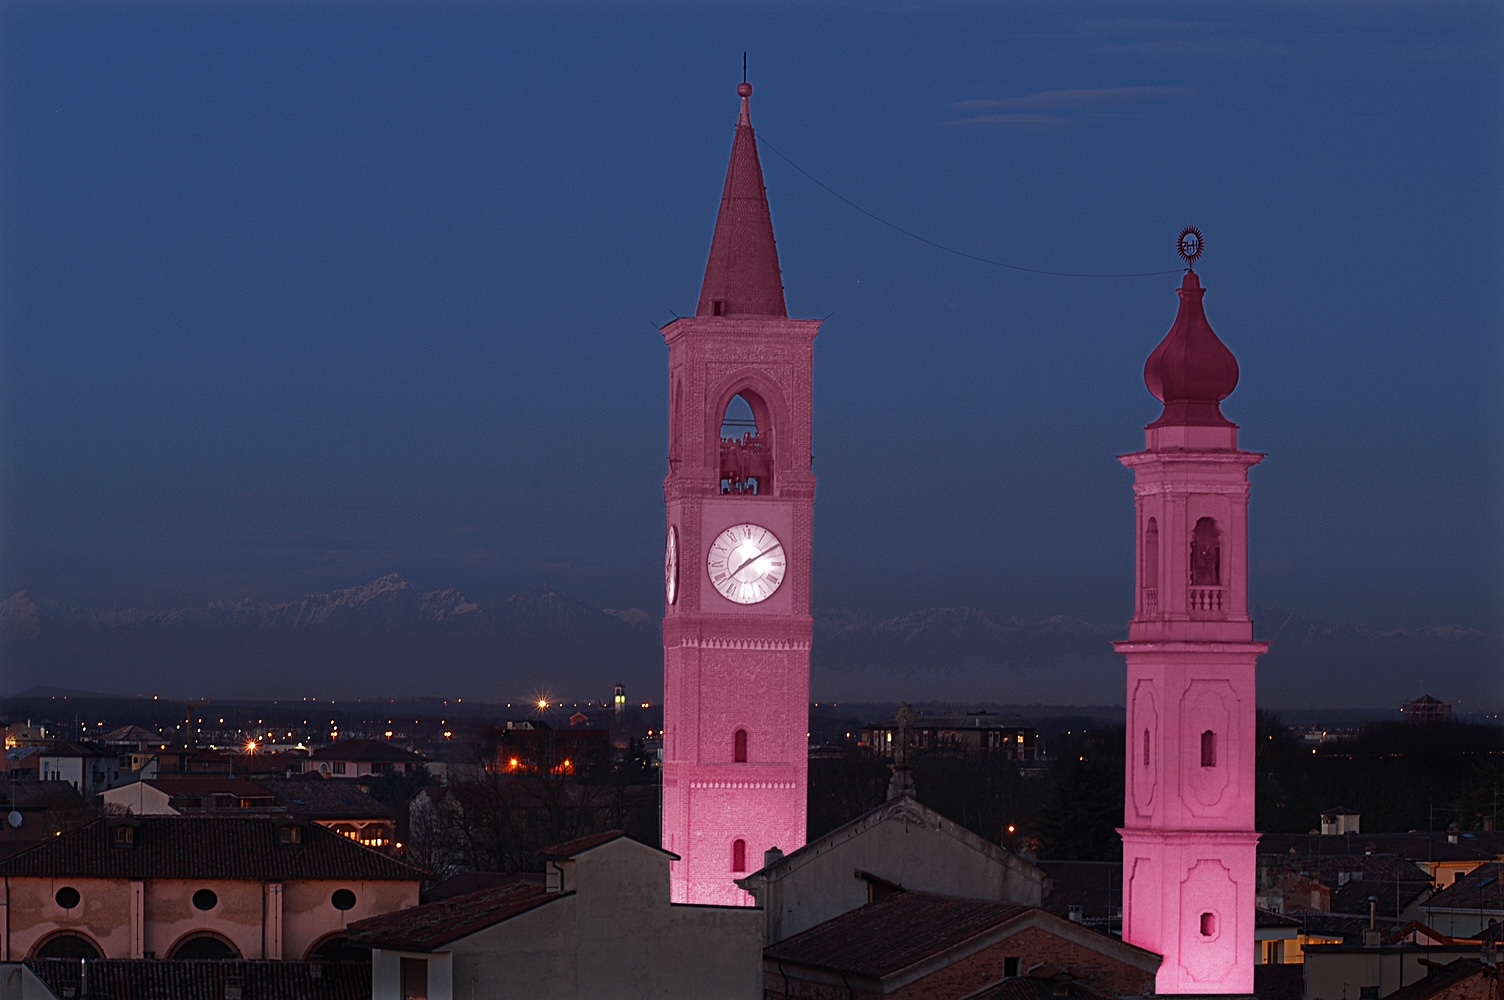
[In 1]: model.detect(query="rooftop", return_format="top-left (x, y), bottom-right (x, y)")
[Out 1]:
top-left (347, 879), bottom-right (565, 951)
top-left (1422, 862), bottom-right (1504, 912)
top-left (307, 738), bottom-right (426, 763)
top-left (0, 816), bottom-right (425, 881)
top-left (25, 958), bottom-right (369, 1000)
top-left (764, 891), bottom-right (1035, 979)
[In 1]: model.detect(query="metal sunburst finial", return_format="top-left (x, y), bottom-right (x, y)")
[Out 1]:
top-left (1177, 226), bottom-right (1205, 269)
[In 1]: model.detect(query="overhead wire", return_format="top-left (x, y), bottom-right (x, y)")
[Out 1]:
top-left (755, 134), bottom-right (1183, 280)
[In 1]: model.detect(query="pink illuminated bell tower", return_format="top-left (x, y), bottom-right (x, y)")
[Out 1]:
top-left (660, 82), bottom-right (819, 905)
top-left (1117, 232), bottom-right (1267, 996)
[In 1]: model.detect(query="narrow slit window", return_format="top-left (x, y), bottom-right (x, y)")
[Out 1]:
top-left (732, 838), bottom-right (747, 872)
top-left (1201, 730), bottom-right (1217, 768)
top-left (1143, 729), bottom-right (1151, 768)
top-left (734, 728), bottom-right (748, 763)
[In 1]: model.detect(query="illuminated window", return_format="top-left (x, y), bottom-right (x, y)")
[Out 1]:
top-left (732, 839), bottom-right (747, 873)
top-left (1201, 730), bottom-right (1217, 768)
top-left (734, 729), bottom-right (748, 763)
top-left (1200, 912), bottom-right (1216, 937)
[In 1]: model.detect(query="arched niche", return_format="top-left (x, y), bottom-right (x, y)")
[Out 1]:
top-left (32, 931), bottom-right (103, 960)
top-left (168, 931), bottom-right (241, 960)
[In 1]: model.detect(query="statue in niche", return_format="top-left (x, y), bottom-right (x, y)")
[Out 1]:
top-left (1190, 517), bottom-right (1221, 586)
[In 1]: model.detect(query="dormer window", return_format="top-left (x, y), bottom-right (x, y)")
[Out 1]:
top-left (113, 824), bottom-right (135, 847)
top-left (279, 823), bottom-right (303, 846)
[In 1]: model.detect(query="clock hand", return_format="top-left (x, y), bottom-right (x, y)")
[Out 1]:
top-left (730, 542), bottom-right (783, 579)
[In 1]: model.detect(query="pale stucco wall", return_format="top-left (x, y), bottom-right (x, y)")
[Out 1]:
top-left (757, 810), bottom-right (1046, 943)
top-left (145, 878), bottom-right (264, 959)
top-left (283, 879), bottom-right (418, 960)
top-left (442, 839), bottom-right (763, 999)
top-left (6, 877), bottom-right (133, 960)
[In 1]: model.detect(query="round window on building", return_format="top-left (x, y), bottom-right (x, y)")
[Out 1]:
top-left (331, 889), bottom-right (357, 911)
top-left (54, 886), bottom-right (81, 909)
top-left (192, 889), bottom-right (219, 911)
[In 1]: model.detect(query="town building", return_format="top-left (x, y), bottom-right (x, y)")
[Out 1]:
top-left (304, 739), bottom-right (426, 780)
top-left (37, 743), bottom-right (125, 798)
top-left (736, 795), bottom-right (1047, 945)
top-left (861, 711), bottom-right (1038, 761)
top-left (0, 815), bottom-right (422, 961)
top-left (1418, 862), bottom-right (1504, 939)
top-left (1401, 695), bottom-right (1453, 723)
top-left (348, 831), bottom-right (763, 1000)
top-left (660, 79), bottom-right (820, 906)
top-left (1116, 247), bottom-right (1266, 995)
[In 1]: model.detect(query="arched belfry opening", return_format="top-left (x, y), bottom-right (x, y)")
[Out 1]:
top-left (720, 392), bottom-right (773, 495)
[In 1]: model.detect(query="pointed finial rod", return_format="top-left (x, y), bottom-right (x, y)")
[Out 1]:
top-left (1177, 226), bottom-right (1205, 271)
top-left (743, 52), bottom-right (748, 84)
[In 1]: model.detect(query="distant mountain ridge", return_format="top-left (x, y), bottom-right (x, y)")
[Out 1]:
top-left (1, 577), bottom-right (1497, 707)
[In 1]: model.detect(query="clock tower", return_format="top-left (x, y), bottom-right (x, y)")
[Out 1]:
top-left (1117, 236), bottom-right (1266, 995)
top-left (660, 81), bottom-right (819, 906)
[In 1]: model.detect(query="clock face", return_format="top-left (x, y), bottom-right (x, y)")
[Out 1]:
top-left (665, 526), bottom-right (679, 605)
top-left (706, 523), bottom-right (786, 605)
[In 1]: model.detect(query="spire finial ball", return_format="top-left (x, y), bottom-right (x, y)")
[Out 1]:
top-left (737, 82), bottom-right (753, 98)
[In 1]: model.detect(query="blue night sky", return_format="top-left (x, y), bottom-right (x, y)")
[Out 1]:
top-left (1, 3), bottom-right (1500, 651)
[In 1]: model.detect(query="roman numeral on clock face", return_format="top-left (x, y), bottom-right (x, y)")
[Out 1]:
top-left (706, 522), bottom-right (786, 605)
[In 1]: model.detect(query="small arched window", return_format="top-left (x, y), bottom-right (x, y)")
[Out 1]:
top-left (734, 729), bottom-right (748, 763)
top-left (1201, 730), bottom-right (1217, 768)
top-left (1144, 518), bottom-right (1160, 591)
top-left (732, 838), bottom-right (747, 873)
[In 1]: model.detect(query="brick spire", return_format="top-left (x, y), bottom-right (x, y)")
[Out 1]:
top-left (696, 82), bottom-right (788, 318)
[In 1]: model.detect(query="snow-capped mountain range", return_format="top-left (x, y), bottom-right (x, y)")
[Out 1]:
top-left (1, 575), bottom-right (1497, 707)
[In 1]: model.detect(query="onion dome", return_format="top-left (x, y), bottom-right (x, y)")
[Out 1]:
top-left (1144, 270), bottom-right (1240, 427)
top-left (696, 81), bottom-right (788, 318)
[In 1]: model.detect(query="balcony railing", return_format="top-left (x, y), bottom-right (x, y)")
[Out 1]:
top-left (1141, 588), bottom-right (1159, 614)
top-left (1189, 587), bottom-right (1225, 612)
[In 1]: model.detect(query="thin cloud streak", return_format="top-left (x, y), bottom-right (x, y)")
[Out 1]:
top-left (952, 86), bottom-right (1190, 111)
top-left (943, 113), bottom-right (1073, 130)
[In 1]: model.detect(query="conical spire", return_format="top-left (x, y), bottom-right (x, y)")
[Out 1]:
top-left (696, 82), bottom-right (787, 318)
top-left (1144, 270), bottom-right (1240, 427)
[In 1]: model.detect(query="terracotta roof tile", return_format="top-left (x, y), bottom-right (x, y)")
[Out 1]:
top-left (764, 891), bottom-right (1035, 979)
top-left (536, 830), bottom-right (627, 859)
top-left (26, 958), bottom-right (369, 1000)
top-left (347, 881), bottom-right (567, 950)
top-left (1423, 862), bottom-right (1504, 913)
top-left (0, 816), bottom-right (424, 881)
top-left (1254, 963), bottom-right (1305, 1000)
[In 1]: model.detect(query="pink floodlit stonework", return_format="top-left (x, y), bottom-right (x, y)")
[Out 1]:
top-left (1118, 267), bottom-right (1267, 995)
top-left (661, 82), bottom-right (819, 906)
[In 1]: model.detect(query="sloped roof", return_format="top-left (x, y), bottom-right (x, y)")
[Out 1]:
top-left (0, 816), bottom-right (424, 881)
top-left (26, 958), bottom-right (368, 1000)
top-left (347, 880), bottom-right (567, 951)
top-left (1038, 860), bottom-right (1121, 922)
top-left (764, 892), bottom-right (1034, 979)
top-left (141, 775), bottom-right (276, 799)
top-left (765, 892), bottom-right (1158, 984)
top-left (744, 795), bottom-right (1044, 890)
top-left (1422, 862), bottom-right (1504, 912)
top-left (695, 83), bottom-right (786, 318)
top-left (1381, 958), bottom-right (1489, 1000)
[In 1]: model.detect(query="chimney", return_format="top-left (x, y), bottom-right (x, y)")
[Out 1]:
top-left (763, 847), bottom-right (784, 869)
